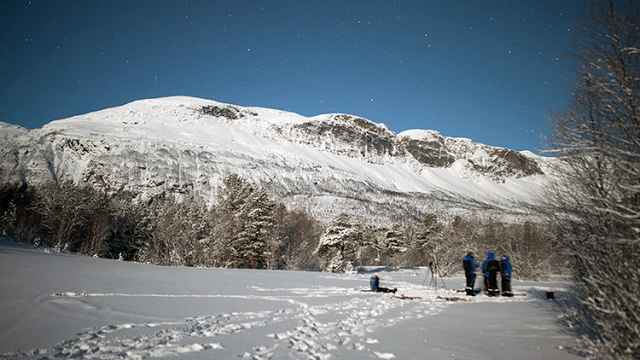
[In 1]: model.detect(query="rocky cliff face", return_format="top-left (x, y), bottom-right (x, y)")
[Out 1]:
top-left (398, 130), bottom-right (544, 181)
top-left (209, 108), bottom-right (545, 181)
top-left (0, 96), bottom-right (552, 225)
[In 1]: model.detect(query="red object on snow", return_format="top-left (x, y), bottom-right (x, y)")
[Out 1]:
top-left (546, 291), bottom-right (555, 299)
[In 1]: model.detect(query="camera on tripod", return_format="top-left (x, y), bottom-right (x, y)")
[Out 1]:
top-left (423, 260), bottom-right (447, 291)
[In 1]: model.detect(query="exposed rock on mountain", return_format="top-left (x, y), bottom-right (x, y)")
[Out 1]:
top-left (0, 96), bottom-right (552, 225)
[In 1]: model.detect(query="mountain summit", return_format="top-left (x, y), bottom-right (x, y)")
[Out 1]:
top-left (0, 96), bottom-right (552, 225)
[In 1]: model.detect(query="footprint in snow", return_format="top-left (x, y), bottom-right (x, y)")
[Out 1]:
top-left (6, 287), bottom-right (447, 360)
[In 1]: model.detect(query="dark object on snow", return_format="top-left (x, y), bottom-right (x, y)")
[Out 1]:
top-left (500, 254), bottom-right (513, 297)
top-left (462, 252), bottom-right (477, 296)
top-left (370, 275), bottom-right (397, 293)
top-left (456, 289), bottom-right (481, 294)
top-left (436, 296), bottom-right (473, 302)
top-left (546, 291), bottom-right (555, 299)
top-left (392, 294), bottom-right (422, 300)
top-left (482, 252), bottom-right (500, 297)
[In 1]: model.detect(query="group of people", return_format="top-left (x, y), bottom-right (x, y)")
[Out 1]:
top-left (367, 252), bottom-right (512, 297)
top-left (463, 251), bottom-right (512, 297)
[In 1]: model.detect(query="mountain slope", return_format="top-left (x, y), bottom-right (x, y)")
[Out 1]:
top-left (0, 96), bottom-right (553, 225)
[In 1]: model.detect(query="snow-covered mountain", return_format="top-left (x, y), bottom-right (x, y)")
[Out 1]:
top-left (0, 96), bottom-right (553, 225)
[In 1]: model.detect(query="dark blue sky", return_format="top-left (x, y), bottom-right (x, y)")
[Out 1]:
top-left (1, 0), bottom-right (585, 153)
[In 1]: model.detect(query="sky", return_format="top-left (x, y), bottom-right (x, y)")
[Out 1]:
top-left (1, 0), bottom-right (586, 153)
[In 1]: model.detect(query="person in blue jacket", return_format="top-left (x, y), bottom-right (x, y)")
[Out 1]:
top-left (500, 255), bottom-right (513, 297)
top-left (482, 252), bottom-right (500, 296)
top-left (462, 252), bottom-right (477, 296)
top-left (370, 275), bottom-right (397, 293)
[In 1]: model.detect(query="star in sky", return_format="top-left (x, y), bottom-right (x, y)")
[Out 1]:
top-left (0, 0), bottom-right (585, 153)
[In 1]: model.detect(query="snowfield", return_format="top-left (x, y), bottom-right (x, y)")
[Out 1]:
top-left (0, 241), bottom-right (583, 359)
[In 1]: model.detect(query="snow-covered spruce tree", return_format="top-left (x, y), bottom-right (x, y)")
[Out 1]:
top-left (314, 213), bottom-right (363, 273)
top-left (218, 174), bottom-right (254, 215)
top-left (236, 187), bottom-right (275, 269)
top-left (383, 224), bottom-right (408, 272)
top-left (261, 203), bottom-right (286, 270)
top-left (215, 174), bottom-right (254, 268)
top-left (214, 174), bottom-right (279, 268)
top-left (544, 1), bottom-right (640, 358)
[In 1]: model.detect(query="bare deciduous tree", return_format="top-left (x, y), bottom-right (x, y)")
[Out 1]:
top-left (276, 208), bottom-right (322, 271)
top-left (544, 1), bottom-right (640, 358)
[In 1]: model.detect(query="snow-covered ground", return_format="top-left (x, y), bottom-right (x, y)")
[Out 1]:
top-left (0, 241), bottom-right (583, 359)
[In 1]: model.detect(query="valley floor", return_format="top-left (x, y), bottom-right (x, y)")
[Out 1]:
top-left (0, 241), bottom-right (584, 359)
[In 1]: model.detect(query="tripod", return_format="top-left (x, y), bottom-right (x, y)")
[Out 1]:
top-left (422, 261), bottom-right (448, 292)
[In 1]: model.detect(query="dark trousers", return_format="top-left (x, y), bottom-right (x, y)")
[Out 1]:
top-left (501, 277), bottom-right (512, 296)
top-left (487, 274), bottom-right (499, 296)
top-left (376, 287), bottom-right (394, 293)
top-left (465, 274), bottom-right (475, 295)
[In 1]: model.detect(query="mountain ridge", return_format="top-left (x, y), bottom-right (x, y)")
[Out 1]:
top-left (0, 96), bottom-right (552, 225)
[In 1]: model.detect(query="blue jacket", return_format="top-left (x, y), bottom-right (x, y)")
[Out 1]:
top-left (370, 276), bottom-right (379, 291)
top-left (463, 254), bottom-right (477, 277)
top-left (500, 255), bottom-right (512, 280)
top-left (482, 252), bottom-right (499, 278)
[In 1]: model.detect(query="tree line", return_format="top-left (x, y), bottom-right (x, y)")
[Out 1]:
top-left (314, 211), bottom-right (558, 281)
top-left (0, 176), bottom-right (321, 270)
top-left (0, 175), bottom-right (559, 280)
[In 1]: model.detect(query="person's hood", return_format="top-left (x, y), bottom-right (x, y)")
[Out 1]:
top-left (502, 255), bottom-right (510, 261)
top-left (486, 252), bottom-right (495, 260)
